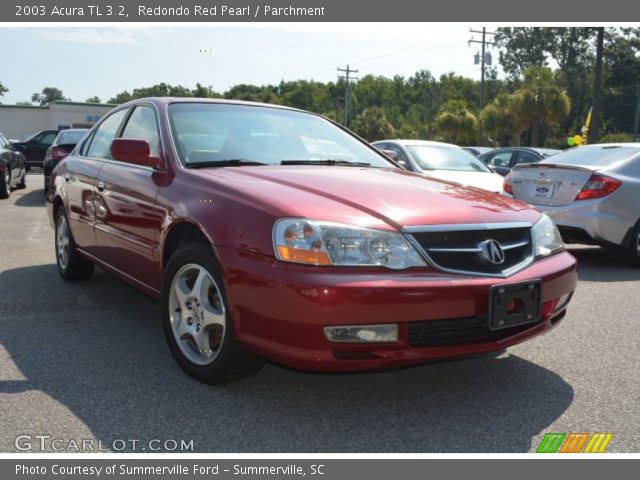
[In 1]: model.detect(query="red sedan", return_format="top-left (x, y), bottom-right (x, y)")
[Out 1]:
top-left (46, 98), bottom-right (577, 384)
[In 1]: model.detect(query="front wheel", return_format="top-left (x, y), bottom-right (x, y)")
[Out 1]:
top-left (162, 243), bottom-right (264, 384)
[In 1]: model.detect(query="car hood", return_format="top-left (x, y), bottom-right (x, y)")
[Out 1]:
top-left (197, 166), bottom-right (540, 230)
top-left (420, 170), bottom-right (504, 193)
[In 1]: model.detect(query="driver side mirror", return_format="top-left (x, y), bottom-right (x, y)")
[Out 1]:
top-left (110, 139), bottom-right (162, 169)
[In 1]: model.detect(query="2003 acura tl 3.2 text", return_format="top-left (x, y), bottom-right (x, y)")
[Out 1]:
top-left (46, 98), bottom-right (577, 384)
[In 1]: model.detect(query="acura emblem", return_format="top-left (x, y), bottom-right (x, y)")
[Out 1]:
top-left (478, 239), bottom-right (505, 265)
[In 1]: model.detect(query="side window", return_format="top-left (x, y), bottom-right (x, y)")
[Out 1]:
top-left (486, 151), bottom-right (513, 168)
top-left (86, 109), bottom-right (129, 159)
top-left (120, 106), bottom-right (160, 156)
top-left (516, 150), bottom-right (540, 165)
top-left (37, 132), bottom-right (57, 145)
top-left (0, 135), bottom-right (7, 148)
top-left (386, 144), bottom-right (409, 162)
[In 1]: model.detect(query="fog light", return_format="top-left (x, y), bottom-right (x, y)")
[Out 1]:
top-left (324, 324), bottom-right (398, 343)
top-left (555, 293), bottom-right (572, 312)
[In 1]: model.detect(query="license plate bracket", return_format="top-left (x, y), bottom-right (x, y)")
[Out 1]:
top-left (488, 280), bottom-right (542, 331)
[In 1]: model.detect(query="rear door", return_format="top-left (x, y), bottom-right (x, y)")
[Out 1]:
top-left (94, 104), bottom-right (164, 290)
top-left (510, 164), bottom-right (595, 206)
top-left (64, 108), bottom-right (130, 253)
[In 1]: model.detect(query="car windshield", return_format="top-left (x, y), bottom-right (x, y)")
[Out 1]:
top-left (56, 130), bottom-right (87, 145)
top-left (406, 144), bottom-right (492, 172)
top-left (168, 103), bottom-right (395, 168)
top-left (541, 145), bottom-right (640, 167)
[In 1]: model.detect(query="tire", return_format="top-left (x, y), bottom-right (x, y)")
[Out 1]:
top-left (16, 170), bottom-right (26, 189)
top-left (162, 242), bottom-right (264, 384)
top-left (0, 169), bottom-right (10, 199)
top-left (44, 176), bottom-right (49, 195)
top-left (626, 221), bottom-right (640, 267)
top-left (55, 208), bottom-right (95, 281)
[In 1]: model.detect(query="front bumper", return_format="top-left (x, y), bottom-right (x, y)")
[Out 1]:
top-left (217, 247), bottom-right (578, 372)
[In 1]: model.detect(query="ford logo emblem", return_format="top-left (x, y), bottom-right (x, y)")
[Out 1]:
top-left (536, 186), bottom-right (550, 193)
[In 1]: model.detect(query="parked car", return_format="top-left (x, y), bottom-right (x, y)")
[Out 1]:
top-left (11, 129), bottom-right (60, 170)
top-left (43, 129), bottom-right (89, 194)
top-left (371, 139), bottom-right (504, 192)
top-left (505, 143), bottom-right (640, 265)
top-left (47, 98), bottom-right (577, 384)
top-left (0, 132), bottom-right (26, 199)
top-left (463, 146), bottom-right (494, 156)
top-left (479, 147), bottom-right (560, 177)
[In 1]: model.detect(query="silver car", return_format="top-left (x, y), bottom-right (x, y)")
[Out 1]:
top-left (372, 140), bottom-right (504, 193)
top-left (505, 143), bottom-right (640, 266)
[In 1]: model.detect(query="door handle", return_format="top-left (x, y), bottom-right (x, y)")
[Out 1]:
top-left (96, 181), bottom-right (105, 193)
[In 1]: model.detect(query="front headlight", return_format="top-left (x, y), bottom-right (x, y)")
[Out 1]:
top-left (532, 214), bottom-right (564, 257)
top-left (273, 218), bottom-right (426, 269)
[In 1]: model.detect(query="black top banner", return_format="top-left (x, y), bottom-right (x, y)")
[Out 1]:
top-left (3, 0), bottom-right (640, 22)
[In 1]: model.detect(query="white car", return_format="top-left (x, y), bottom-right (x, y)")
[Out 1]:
top-left (373, 139), bottom-right (504, 193)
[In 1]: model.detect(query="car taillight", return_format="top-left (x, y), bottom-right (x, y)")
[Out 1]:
top-left (503, 172), bottom-right (513, 195)
top-left (575, 174), bottom-right (621, 201)
top-left (50, 148), bottom-right (68, 160)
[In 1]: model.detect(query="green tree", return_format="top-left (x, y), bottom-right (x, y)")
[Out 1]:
top-left (494, 27), bottom-right (551, 79)
top-left (350, 107), bottom-right (395, 142)
top-left (193, 83), bottom-right (222, 98)
top-left (434, 100), bottom-right (478, 144)
top-left (480, 93), bottom-right (526, 146)
top-left (0, 81), bottom-right (7, 97)
top-left (15, 101), bottom-right (34, 106)
top-left (513, 67), bottom-right (571, 146)
top-left (85, 96), bottom-right (102, 103)
top-left (31, 87), bottom-right (68, 105)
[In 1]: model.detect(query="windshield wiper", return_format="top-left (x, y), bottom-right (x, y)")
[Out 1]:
top-left (184, 159), bottom-right (268, 168)
top-left (280, 159), bottom-right (371, 166)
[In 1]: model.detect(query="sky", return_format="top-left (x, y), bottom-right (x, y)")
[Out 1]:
top-left (0, 24), bottom-right (501, 104)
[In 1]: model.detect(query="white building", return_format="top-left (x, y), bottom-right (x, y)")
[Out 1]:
top-left (0, 101), bottom-right (116, 140)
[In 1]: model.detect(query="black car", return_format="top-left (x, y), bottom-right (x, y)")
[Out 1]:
top-left (478, 147), bottom-right (560, 176)
top-left (43, 129), bottom-right (88, 194)
top-left (0, 132), bottom-right (26, 199)
top-left (11, 129), bottom-right (60, 170)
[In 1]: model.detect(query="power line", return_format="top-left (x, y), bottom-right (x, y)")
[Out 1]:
top-left (337, 65), bottom-right (359, 127)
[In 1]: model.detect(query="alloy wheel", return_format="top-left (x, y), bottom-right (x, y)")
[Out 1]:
top-left (56, 214), bottom-right (70, 271)
top-left (168, 263), bottom-right (226, 366)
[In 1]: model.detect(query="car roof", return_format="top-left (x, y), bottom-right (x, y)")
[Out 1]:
top-left (120, 96), bottom-right (305, 114)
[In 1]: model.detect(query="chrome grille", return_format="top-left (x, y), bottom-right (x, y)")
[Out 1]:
top-left (406, 223), bottom-right (534, 277)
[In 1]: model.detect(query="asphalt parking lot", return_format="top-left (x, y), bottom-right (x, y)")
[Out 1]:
top-left (0, 174), bottom-right (638, 453)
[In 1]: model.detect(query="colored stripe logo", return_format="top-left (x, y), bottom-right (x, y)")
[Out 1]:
top-left (536, 432), bottom-right (612, 453)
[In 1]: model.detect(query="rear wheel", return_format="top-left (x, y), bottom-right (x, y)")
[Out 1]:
top-left (16, 169), bottom-right (26, 189)
top-left (55, 208), bottom-right (95, 281)
top-left (162, 242), bottom-right (264, 384)
top-left (0, 169), bottom-right (10, 199)
top-left (627, 222), bottom-right (640, 267)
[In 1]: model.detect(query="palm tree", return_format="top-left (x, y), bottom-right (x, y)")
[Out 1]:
top-left (434, 100), bottom-right (478, 144)
top-left (481, 93), bottom-right (528, 146)
top-left (513, 66), bottom-right (571, 146)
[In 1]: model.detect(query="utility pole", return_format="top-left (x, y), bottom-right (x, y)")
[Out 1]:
top-left (634, 84), bottom-right (640, 142)
top-left (425, 87), bottom-right (434, 140)
top-left (337, 65), bottom-right (358, 128)
top-left (469, 28), bottom-right (495, 146)
top-left (589, 27), bottom-right (604, 144)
